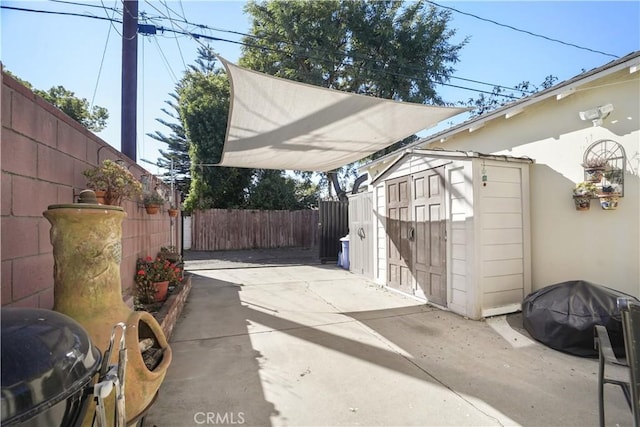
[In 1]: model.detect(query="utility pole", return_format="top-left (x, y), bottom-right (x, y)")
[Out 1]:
top-left (121, 0), bottom-right (138, 161)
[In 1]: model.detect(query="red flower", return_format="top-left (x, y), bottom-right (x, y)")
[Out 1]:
top-left (137, 269), bottom-right (145, 275)
top-left (145, 256), bottom-right (153, 262)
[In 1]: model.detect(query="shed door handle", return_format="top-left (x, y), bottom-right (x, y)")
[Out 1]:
top-left (358, 227), bottom-right (365, 239)
top-left (408, 227), bottom-right (415, 241)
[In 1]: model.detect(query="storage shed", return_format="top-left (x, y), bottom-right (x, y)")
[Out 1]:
top-left (359, 149), bottom-right (533, 320)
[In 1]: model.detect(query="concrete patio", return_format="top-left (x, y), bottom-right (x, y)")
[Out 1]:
top-left (144, 248), bottom-right (630, 426)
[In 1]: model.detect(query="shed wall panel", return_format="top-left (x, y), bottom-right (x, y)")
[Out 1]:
top-left (482, 275), bottom-right (525, 293)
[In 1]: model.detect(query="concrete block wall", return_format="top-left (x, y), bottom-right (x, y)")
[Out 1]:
top-left (1, 71), bottom-right (181, 308)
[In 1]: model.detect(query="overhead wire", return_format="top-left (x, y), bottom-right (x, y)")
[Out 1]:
top-left (426, 0), bottom-right (619, 59)
top-left (3, 3), bottom-right (605, 101)
top-left (159, 0), bottom-right (187, 70)
top-left (90, 0), bottom-right (118, 108)
top-left (143, 9), bottom-right (536, 95)
top-left (1, 4), bottom-right (530, 100)
top-left (100, 0), bottom-right (122, 36)
top-left (49, 0), bottom-right (119, 13)
top-left (138, 2), bottom-right (526, 100)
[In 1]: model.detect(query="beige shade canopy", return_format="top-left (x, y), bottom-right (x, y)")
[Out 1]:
top-left (217, 57), bottom-right (469, 172)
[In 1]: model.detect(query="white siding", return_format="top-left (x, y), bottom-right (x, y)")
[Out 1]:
top-left (476, 163), bottom-right (527, 316)
top-left (417, 68), bottom-right (638, 298)
top-left (447, 165), bottom-right (471, 316)
top-left (375, 184), bottom-right (386, 284)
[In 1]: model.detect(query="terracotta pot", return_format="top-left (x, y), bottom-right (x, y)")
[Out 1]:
top-left (154, 280), bottom-right (170, 302)
top-left (44, 203), bottom-right (172, 425)
top-left (145, 204), bottom-right (160, 215)
top-left (94, 190), bottom-right (107, 205)
top-left (168, 208), bottom-right (179, 217)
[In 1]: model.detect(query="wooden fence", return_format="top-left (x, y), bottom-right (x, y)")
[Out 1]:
top-left (191, 209), bottom-right (319, 251)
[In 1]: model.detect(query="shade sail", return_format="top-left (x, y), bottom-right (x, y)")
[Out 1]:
top-left (217, 57), bottom-right (469, 172)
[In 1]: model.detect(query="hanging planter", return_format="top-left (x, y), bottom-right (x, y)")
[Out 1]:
top-left (598, 194), bottom-right (620, 210)
top-left (143, 191), bottom-right (165, 215)
top-left (572, 182), bottom-right (597, 211)
top-left (582, 158), bottom-right (608, 183)
top-left (168, 208), bottom-right (179, 218)
top-left (572, 195), bottom-right (592, 211)
top-left (584, 167), bottom-right (605, 183)
top-left (598, 185), bottom-right (621, 210)
top-left (145, 204), bottom-right (161, 215)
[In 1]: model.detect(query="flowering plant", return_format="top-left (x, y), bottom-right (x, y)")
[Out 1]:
top-left (135, 256), bottom-right (180, 283)
top-left (135, 256), bottom-right (182, 304)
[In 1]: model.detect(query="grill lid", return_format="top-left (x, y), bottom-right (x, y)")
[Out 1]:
top-left (1, 308), bottom-right (102, 424)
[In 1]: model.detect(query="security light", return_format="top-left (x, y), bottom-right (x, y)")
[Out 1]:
top-left (579, 104), bottom-right (614, 126)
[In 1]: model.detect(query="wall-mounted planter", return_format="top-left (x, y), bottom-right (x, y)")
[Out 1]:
top-left (573, 195), bottom-right (592, 211)
top-left (168, 208), bottom-right (179, 218)
top-left (598, 193), bottom-right (620, 210)
top-left (145, 204), bottom-right (161, 215)
top-left (584, 167), bottom-right (605, 183)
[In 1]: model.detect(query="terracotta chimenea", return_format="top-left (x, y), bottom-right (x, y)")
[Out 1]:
top-left (44, 191), bottom-right (172, 425)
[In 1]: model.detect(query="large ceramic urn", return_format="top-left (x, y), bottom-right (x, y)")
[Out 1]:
top-left (44, 194), bottom-right (172, 424)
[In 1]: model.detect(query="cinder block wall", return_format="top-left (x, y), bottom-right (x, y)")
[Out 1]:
top-left (1, 71), bottom-right (180, 308)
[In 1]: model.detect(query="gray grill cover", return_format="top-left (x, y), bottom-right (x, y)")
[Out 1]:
top-left (522, 280), bottom-right (636, 357)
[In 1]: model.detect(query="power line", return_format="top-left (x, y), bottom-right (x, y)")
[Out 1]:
top-left (89, 0), bottom-right (118, 108)
top-left (2, 5), bottom-right (120, 23)
top-left (0, 4), bottom-right (528, 101)
top-left (144, 10), bottom-right (536, 95)
top-left (426, 0), bottom-right (619, 59)
top-left (158, 0), bottom-right (187, 70)
top-left (100, 0), bottom-right (122, 36)
top-left (49, 0), bottom-right (119, 13)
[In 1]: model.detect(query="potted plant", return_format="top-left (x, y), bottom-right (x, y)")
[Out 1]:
top-left (158, 245), bottom-right (181, 264)
top-left (598, 185), bottom-right (621, 210)
top-left (572, 181), bottom-right (598, 211)
top-left (134, 256), bottom-right (181, 302)
top-left (143, 191), bottom-right (165, 214)
top-left (582, 157), bottom-right (608, 183)
top-left (167, 205), bottom-right (180, 218)
top-left (83, 159), bottom-right (142, 205)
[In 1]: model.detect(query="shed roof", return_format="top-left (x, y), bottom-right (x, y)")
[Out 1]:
top-left (369, 148), bottom-right (534, 186)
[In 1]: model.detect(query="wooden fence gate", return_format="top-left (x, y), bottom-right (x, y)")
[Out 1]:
top-left (318, 201), bottom-right (349, 263)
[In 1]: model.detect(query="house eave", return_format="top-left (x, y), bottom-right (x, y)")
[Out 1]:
top-left (361, 50), bottom-right (640, 174)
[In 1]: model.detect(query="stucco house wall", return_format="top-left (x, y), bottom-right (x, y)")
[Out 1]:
top-left (365, 52), bottom-right (640, 300)
top-left (1, 71), bottom-right (180, 309)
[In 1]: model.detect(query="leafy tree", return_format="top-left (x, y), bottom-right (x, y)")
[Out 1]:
top-left (5, 70), bottom-right (109, 132)
top-left (147, 92), bottom-right (191, 196)
top-left (464, 75), bottom-right (558, 117)
top-left (246, 170), bottom-right (316, 209)
top-left (177, 51), bottom-right (254, 211)
top-left (240, 0), bottom-right (466, 195)
top-left (149, 48), bottom-right (223, 200)
top-left (241, 0), bottom-right (464, 103)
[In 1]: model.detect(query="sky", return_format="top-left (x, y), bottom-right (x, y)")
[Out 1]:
top-left (1, 1), bottom-right (639, 174)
